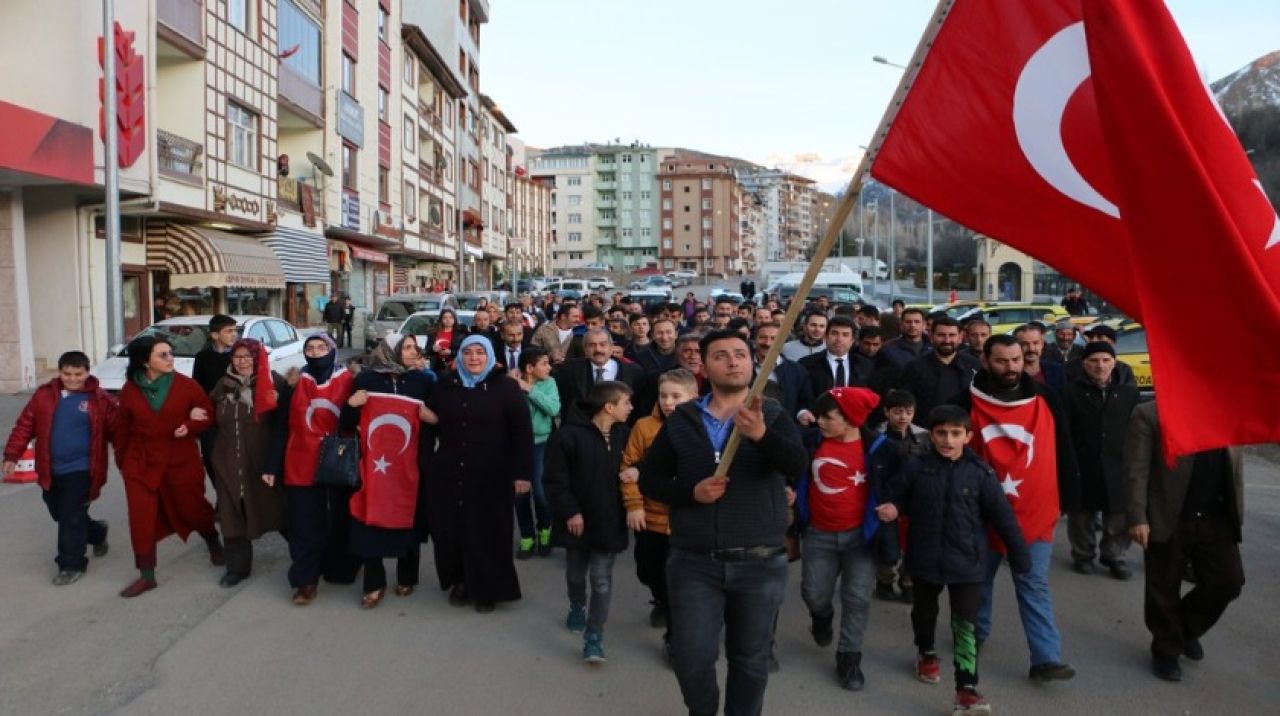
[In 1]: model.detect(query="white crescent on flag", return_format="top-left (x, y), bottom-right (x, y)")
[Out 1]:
top-left (304, 398), bottom-right (341, 432)
top-left (980, 423), bottom-right (1036, 468)
top-left (367, 413), bottom-right (413, 455)
top-left (811, 457), bottom-right (850, 495)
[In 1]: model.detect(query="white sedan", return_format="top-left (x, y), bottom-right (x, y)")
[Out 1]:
top-left (92, 315), bottom-right (311, 391)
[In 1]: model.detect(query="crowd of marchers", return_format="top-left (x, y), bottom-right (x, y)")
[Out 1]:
top-left (3, 287), bottom-right (1246, 716)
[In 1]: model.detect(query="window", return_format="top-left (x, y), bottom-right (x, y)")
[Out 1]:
top-left (266, 321), bottom-right (297, 348)
top-left (683, 224), bottom-right (691, 231)
top-left (662, 180), bottom-right (672, 190)
top-left (702, 198), bottom-right (712, 210)
top-left (342, 54), bottom-right (356, 95)
top-left (683, 205), bottom-right (690, 213)
top-left (683, 186), bottom-right (691, 193)
top-left (622, 228), bottom-right (633, 237)
top-left (663, 239), bottom-right (672, 249)
top-left (621, 191), bottom-right (632, 200)
top-left (403, 54), bottom-right (414, 85)
top-left (379, 167), bottom-right (389, 204)
top-left (662, 198), bottom-right (672, 210)
top-left (567, 195), bottom-right (582, 206)
top-left (568, 232), bottom-right (583, 242)
top-left (279, 1), bottom-right (321, 84)
top-left (226, 102), bottom-right (257, 170)
top-left (567, 176), bottom-right (582, 186)
top-left (702, 178), bottom-right (713, 190)
top-left (403, 182), bottom-right (417, 219)
top-left (640, 190), bottom-right (651, 200)
top-left (378, 87), bottom-right (388, 121)
top-left (378, 7), bottom-right (388, 42)
top-left (640, 228), bottom-right (651, 237)
top-left (662, 218), bottom-right (672, 230)
top-left (229, 0), bottom-right (251, 35)
top-left (621, 154), bottom-right (632, 163)
top-left (403, 115), bottom-right (415, 152)
top-left (702, 218), bottom-right (713, 229)
top-left (568, 213), bottom-right (582, 224)
top-left (342, 143), bottom-right (357, 190)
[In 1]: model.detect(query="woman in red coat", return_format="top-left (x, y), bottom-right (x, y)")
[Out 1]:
top-left (115, 336), bottom-right (224, 598)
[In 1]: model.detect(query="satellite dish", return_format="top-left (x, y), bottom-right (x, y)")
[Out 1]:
top-left (307, 152), bottom-right (334, 177)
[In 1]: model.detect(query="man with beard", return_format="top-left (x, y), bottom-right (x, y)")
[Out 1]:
top-left (713, 297), bottom-right (737, 329)
top-left (1063, 342), bottom-right (1139, 579)
top-left (469, 307), bottom-right (505, 359)
top-left (554, 328), bottom-right (643, 425)
top-left (496, 319), bottom-right (532, 378)
top-left (675, 334), bottom-right (708, 395)
top-left (880, 308), bottom-right (931, 369)
top-left (1043, 320), bottom-right (1083, 365)
top-left (639, 330), bottom-right (806, 716)
top-left (963, 319), bottom-right (992, 356)
top-left (532, 304), bottom-right (581, 366)
top-left (968, 335), bottom-right (1078, 683)
top-left (1015, 323), bottom-right (1066, 392)
top-left (782, 311), bottom-right (829, 363)
top-left (751, 322), bottom-right (814, 422)
top-left (893, 317), bottom-right (980, 428)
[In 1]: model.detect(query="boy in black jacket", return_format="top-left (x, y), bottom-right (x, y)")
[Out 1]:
top-left (544, 380), bottom-right (634, 664)
top-left (877, 405), bottom-right (1030, 715)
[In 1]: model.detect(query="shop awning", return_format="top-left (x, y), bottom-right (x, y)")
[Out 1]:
top-left (260, 226), bottom-right (330, 284)
top-left (148, 224), bottom-right (286, 290)
top-left (463, 243), bottom-right (484, 259)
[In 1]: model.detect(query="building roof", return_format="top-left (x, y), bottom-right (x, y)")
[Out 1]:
top-left (479, 94), bottom-right (517, 133)
top-left (401, 25), bottom-right (468, 99)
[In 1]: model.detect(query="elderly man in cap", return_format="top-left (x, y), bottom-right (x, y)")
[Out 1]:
top-left (1065, 325), bottom-right (1136, 387)
top-left (1063, 342), bottom-right (1140, 578)
top-left (1043, 320), bottom-right (1083, 365)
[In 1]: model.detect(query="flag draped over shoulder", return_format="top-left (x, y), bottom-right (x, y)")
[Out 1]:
top-left (871, 0), bottom-right (1280, 460)
top-left (351, 393), bottom-right (423, 530)
top-left (969, 386), bottom-right (1059, 550)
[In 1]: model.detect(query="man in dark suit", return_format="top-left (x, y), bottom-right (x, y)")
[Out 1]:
top-left (553, 327), bottom-right (644, 423)
top-left (798, 316), bottom-right (873, 412)
top-left (751, 322), bottom-right (814, 423)
top-left (468, 307), bottom-right (504, 358)
top-left (1124, 401), bottom-right (1245, 683)
top-left (494, 319), bottom-right (533, 377)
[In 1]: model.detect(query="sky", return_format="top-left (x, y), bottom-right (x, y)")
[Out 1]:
top-left (482, 0), bottom-right (1280, 189)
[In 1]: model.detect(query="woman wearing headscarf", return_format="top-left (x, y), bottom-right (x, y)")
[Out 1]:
top-left (114, 336), bottom-right (223, 598)
top-left (267, 333), bottom-right (358, 605)
top-left (208, 338), bottom-right (288, 587)
top-left (427, 308), bottom-right (462, 372)
top-left (423, 334), bottom-right (534, 612)
top-left (341, 336), bottom-right (435, 609)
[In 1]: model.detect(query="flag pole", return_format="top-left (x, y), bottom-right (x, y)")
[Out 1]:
top-left (712, 0), bottom-right (955, 477)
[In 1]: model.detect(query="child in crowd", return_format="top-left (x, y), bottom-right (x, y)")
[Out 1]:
top-left (796, 387), bottom-right (895, 691)
top-left (874, 388), bottom-right (929, 602)
top-left (544, 381), bottom-right (634, 663)
top-left (876, 405), bottom-right (1030, 714)
top-left (2, 352), bottom-right (117, 585)
top-left (619, 368), bottom-right (699, 660)
top-left (516, 348), bottom-right (561, 559)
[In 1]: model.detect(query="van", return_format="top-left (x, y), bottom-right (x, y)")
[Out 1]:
top-left (765, 268), bottom-right (865, 298)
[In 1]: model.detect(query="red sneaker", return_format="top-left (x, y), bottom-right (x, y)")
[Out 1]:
top-left (119, 577), bottom-right (157, 599)
top-left (953, 687), bottom-right (991, 714)
top-left (916, 653), bottom-right (942, 684)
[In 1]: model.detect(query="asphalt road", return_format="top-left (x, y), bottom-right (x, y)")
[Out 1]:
top-left (1, 393), bottom-right (1277, 716)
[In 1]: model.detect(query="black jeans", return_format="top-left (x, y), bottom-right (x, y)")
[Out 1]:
top-left (912, 579), bottom-right (983, 689)
top-left (634, 529), bottom-right (670, 607)
top-left (41, 471), bottom-right (107, 572)
top-left (666, 548), bottom-right (788, 716)
top-left (363, 546), bottom-right (421, 593)
top-left (1144, 513), bottom-right (1245, 659)
top-left (285, 485), bottom-right (360, 588)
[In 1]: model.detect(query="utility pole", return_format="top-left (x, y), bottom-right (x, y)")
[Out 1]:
top-left (888, 190), bottom-right (896, 305)
top-left (103, 0), bottom-right (123, 348)
top-left (926, 207), bottom-right (935, 305)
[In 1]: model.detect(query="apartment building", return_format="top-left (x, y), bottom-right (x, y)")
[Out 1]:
top-left (658, 155), bottom-right (742, 277)
top-left (529, 146), bottom-right (594, 272)
top-left (478, 94), bottom-right (514, 288)
top-left (739, 169), bottom-right (818, 262)
top-left (508, 138), bottom-right (551, 277)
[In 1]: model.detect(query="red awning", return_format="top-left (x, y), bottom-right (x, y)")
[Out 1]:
top-left (462, 209), bottom-right (485, 228)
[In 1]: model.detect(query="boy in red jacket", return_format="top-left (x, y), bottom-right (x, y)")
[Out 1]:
top-left (3, 352), bottom-right (117, 585)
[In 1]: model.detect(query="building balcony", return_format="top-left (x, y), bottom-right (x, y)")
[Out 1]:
top-left (596, 217), bottom-right (617, 228)
top-left (596, 198), bottom-right (616, 209)
top-left (279, 64), bottom-right (324, 127)
top-left (277, 176), bottom-right (325, 226)
top-left (596, 180), bottom-right (616, 190)
top-left (157, 130), bottom-right (203, 184)
top-left (157, 0), bottom-right (204, 58)
top-left (418, 105), bottom-right (443, 132)
top-left (418, 159), bottom-right (444, 188)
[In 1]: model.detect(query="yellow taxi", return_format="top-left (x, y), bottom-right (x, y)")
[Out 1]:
top-left (957, 304), bottom-right (1071, 335)
top-left (1113, 324), bottom-right (1153, 391)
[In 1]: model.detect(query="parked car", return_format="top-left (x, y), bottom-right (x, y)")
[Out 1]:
top-left (709, 288), bottom-right (747, 305)
top-left (956, 304), bottom-right (1071, 335)
top-left (666, 270), bottom-right (698, 287)
top-left (628, 290), bottom-right (675, 312)
top-left (586, 276), bottom-right (615, 291)
top-left (630, 275), bottom-right (673, 296)
top-left (455, 291), bottom-right (512, 311)
top-left (581, 262), bottom-right (613, 272)
top-left (1113, 324), bottom-right (1153, 391)
top-left (772, 285), bottom-right (863, 308)
top-left (386, 310), bottom-right (478, 349)
top-left (365, 293), bottom-right (458, 349)
top-left (92, 315), bottom-right (310, 391)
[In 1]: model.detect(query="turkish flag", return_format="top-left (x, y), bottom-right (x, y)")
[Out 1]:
top-left (253, 346), bottom-right (277, 420)
top-left (350, 394), bottom-right (422, 530)
top-left (283, 368), bottom-right (354, 487)
top-left (872, 0), bottom-right (1280, 459)
top-left (970, 385), bottom-right (1058, 550)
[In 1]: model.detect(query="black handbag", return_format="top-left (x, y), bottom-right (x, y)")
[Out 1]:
top-left (315, 434), bottom-right (362, 490)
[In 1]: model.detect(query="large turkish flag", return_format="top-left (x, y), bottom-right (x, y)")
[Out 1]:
top-left (873, 0), bottom-right (1280, 459)
top-left (283, 368), bottom-right (354, 487)
top-left (970, 385), bottom-right (1059, 550)
top-left (350, 393), bottom-right (423, 530)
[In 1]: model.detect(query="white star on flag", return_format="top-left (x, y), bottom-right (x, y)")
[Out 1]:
top-left (1001, 473), bottom-right (1023, 498)
top-left (373, 455), bottom-right (390, 474)
top-left (851, 470), bottom-right (867, 486)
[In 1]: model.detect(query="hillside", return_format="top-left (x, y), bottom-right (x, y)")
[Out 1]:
top-left (1213, 51), bottom-right (1280, 205)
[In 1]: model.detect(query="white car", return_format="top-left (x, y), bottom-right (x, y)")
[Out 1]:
top-left (667, 270), bottom-right (698, 286)
top-left (586, 276), bottom-right (615, 291)
top-left (386, 310), bottom-right (478, 349)
top-left (92, 315), bottom-right (310, 391)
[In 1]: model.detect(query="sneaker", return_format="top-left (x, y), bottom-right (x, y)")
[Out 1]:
top-left (1072, 559), bottom-right (1095, 575)
top-left (916, 652), bottom-right (942, 684)
top-left (1152, 654), bottom-right (1182, 682)
top-left (537, 528), bottom-right (553, 557)
top-left (649, 600), bottom-right (668, 629)
top-left (52, 570), bottom-right (84, 586)
top-left (1183, 638), bottom-right (1204, 661)
top-left (810, 612), bottom-right (834, 647)
top-left (1029, 662), bottom-right (1076, 681)
top-left (875, 581), bottom-right (898, 601)
top-left (837, 651), bottom-right (865, 691)
top-left (1108, 560), bottom-right (1132, 581)
top-left (566, 602), bottom-right (587, 633)
top-left (92, 522), bottom-right (109, 557)
top-left (953, 686), bottom-right (991, 713)
top-left (516, 538), bottom-right (534, 560)
top-left (583, 632), bottom-right (606, 663)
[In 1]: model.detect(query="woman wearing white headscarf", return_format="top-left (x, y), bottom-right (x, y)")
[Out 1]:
top-left (422, 334), bottom-right (534, 612)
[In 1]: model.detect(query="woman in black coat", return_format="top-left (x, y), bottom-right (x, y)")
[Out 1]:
top-left (423, 334), bottom-right (534, 612)
top-left (341, 336), bottom-right (434, 608)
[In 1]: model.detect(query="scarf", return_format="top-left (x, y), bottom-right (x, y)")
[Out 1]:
top-left (134, 370), bottom-right (175, 412)
top-left (456, 334), bottom-right (496, 389)
top-left (231, 337), bottom-right (277, 418)
top-left (220, 368), bottom-right (255, 410)
top-left (303, 335), bottom-right (338, 383)
top-left (365, 338), bottom-right (408, 375)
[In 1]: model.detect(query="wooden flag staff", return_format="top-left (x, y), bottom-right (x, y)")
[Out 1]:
top-left (711, 0), bottom-right (954, 478)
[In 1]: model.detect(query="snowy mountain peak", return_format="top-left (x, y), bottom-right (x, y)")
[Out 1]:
top-left (1212, 51), bottom-right (1280, 116)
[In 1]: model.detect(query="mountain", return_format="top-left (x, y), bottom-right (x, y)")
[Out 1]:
top-left (1212, 51), bottom-right (1280, 205)
top-left (756, 152), bottom-right (861, 194)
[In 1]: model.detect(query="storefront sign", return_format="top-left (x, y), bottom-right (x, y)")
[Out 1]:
top-left (337, 91), bottom-right (364, 147)
top-left (212, 185), bottom-right (262, 219)
top-left (342, 193), bottom-right (360, 230)
top-left (350, 245), bottom-right (389, 264)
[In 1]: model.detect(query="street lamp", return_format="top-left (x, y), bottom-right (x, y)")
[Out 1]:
top-left (872, 55), bottom-right (908, 70)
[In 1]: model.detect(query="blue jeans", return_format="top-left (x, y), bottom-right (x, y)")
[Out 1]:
top-left (977, 540), bottom-right (1063, 667)
top-left (515, 442), bottom-right (550, 538)
top-left (667, 548), bottom-right (788, 716)
top-left (800, 527), bottom-right (877, 653)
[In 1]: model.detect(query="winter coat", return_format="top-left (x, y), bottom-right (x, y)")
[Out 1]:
top-left (638, 397), bottom-right (806, 552)
top-left (3, 376), bottom-right (117, 500)
top-left (544, 417), bottom-right (631, 553)
top-left (621, 413), bottom-right (669, 535)
top-left (892, 351), bottom-right (981, 427)
top-left (209, 371), bottom-right (289, 539)
top-left (526, 377), bottom-right (561, 444)
top-left (885, 448), bottom-right (1030, 585)
top-left (1064, 376), bottom-right (1139, 513)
